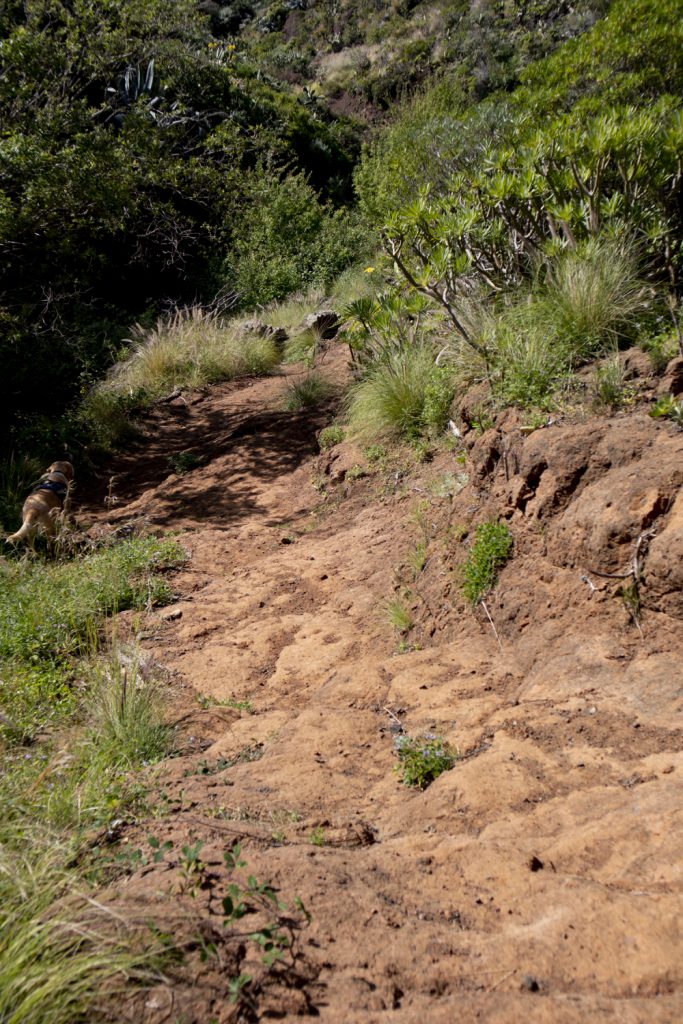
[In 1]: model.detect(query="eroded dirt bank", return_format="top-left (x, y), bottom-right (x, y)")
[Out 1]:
top-left (82, 351), bottom-right (683, 1022)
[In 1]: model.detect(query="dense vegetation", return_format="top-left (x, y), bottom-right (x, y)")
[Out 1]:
top-left (2, 2), bottom-right (683, 1017)
top-left (347, 0), bottom-right (683, 429)
top-left (0, 0), bottom-right (363, 447)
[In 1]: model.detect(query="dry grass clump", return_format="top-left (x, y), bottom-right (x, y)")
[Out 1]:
top-left (103, 306), bottom-right (280, 402)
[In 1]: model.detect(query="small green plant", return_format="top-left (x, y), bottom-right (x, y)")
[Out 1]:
top-left (309, 826), bottom-right (326, 847)
top-left (179, 840), bottom-right (206, 895)
top-left (318, 425), bottom-right (345, 450)
top-left (282, 328), bottom-right (318, 367)
top-left (428, 472), bottom-right (468, 499)
top-left (196, 694), bottom-right (254, 714)
top-left (592, 354), bottom-right (630, 410)
top-left (462, 520), bottom-right (513, 606)
top-left (641, 329), bottom-right (678, 372)
top-left (394, 733), bottom-right (457, 789)
top-left (386, 596), bottom-right (414, 634)
top-left (282, 373), bottom-right (333, 411)
top-left (221, 842), bottom-right (311, 997)
top-left (346, 464), bottom-right (366, 481)
top-left (167, 450), bottom-right (206, 474)
top-left (364, 443), bottom-right (387, 464)
top-left (650, 393), bottom-right (683, 427)
top-left (470, 406), bottom-right (495, 434)
top-left (407, 542), bottom-right (427, 579)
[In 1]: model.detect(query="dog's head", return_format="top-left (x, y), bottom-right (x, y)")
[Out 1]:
top-left (47, 461), bottom-right (74, 481)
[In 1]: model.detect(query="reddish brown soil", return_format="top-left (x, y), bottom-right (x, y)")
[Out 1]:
top-left (80, 351), bottom-right (683, 1023)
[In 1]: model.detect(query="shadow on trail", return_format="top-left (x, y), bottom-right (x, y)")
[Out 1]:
top-left (80, 380), bottom-right (334, 529)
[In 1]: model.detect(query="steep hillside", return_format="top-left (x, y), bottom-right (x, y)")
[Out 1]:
top-left (76, 344), bottom-right (683, 1022)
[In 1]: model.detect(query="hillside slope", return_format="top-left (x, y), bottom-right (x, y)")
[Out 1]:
top-left (80, 347), bottom-right (683, 1022)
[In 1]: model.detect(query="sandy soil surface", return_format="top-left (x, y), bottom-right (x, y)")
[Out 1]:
top-left (80, 349), bottom-right (683, 1023)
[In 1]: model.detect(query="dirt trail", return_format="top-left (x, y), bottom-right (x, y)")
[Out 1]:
top-left (83, 351), bottom-right (683, 1023)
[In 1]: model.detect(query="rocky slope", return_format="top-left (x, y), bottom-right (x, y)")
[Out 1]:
top-left (82, 348), bottom-right (683, 1022)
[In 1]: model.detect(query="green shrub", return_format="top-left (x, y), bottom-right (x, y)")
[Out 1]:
top-left (394, 733), bottom-right (457, 789)
top-left (226, 173), bottom-right (370, 308)
top-left (462, 520), bottom-right (513, 606)
top-left (318, 425), bottom-right (345, 450)
top-left (532, 238), bottom-right (648, 362)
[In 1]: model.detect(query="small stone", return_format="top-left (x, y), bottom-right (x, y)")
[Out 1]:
top-left (161, 607), bottom-right (182, 621)
top-left (522, 975), bottom-right (540, 992)
top-left (528, 855), bottom-right (544, 872)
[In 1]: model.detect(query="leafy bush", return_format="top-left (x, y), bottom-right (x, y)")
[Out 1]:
top-left (394, 733), bottom-right (457, 789)
top-left (318, 425), bottom-right (346, 450)
top-left (462, 520), bottom-right (513, 606)
top-left (226, 173), bottom-right (370, 308)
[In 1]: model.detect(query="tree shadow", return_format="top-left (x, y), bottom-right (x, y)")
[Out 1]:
top-left (78, 383), bottom-right (335, 529)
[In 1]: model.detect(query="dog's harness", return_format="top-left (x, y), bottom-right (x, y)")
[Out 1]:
top-left (33, 479), bottom-right (68, 500)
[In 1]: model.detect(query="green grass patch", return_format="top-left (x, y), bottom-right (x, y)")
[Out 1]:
top-left (0, 851), bottom-right (167, 1024)
top-left (0, 536), bottom-right (184, 741)
top-left (80, 307), bottom-right (280, 450)
top-left (462, 520), bottom-right (513, 606)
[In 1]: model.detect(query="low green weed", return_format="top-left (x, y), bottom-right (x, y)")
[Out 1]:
top-left (462, 520), bottom-right (513, 606)
top-left (318, 425), bottom-right (345, 450)
top-left (309, 826), bottom-right (326, 847)
top-left (282, 329), bottom-right (318, 367)
top-left (394, 733), bottom-right (457, 789)
top-left (196, 694), bottom-right (255, 714)
top-left (650, 393), bottom-right (683, 427)
top-left (167, 450), bottom-right (207, 475)
top-left (407, 542), bottom-right (427, 579)
top-left (364, 443), bottom-right (387, 464)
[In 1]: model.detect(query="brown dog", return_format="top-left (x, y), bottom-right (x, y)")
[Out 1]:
top-left (7, 461), bottom-right (75, 545)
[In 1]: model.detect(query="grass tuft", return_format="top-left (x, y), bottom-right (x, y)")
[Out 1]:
top-left (282, 373), bottom-right (334, 411)
top-left (347, 346), bottom-right (447, 442)
top-left (0, 852), bottom-right (166, 1024)
top-left (386, 597), bottom-right (414, 634)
